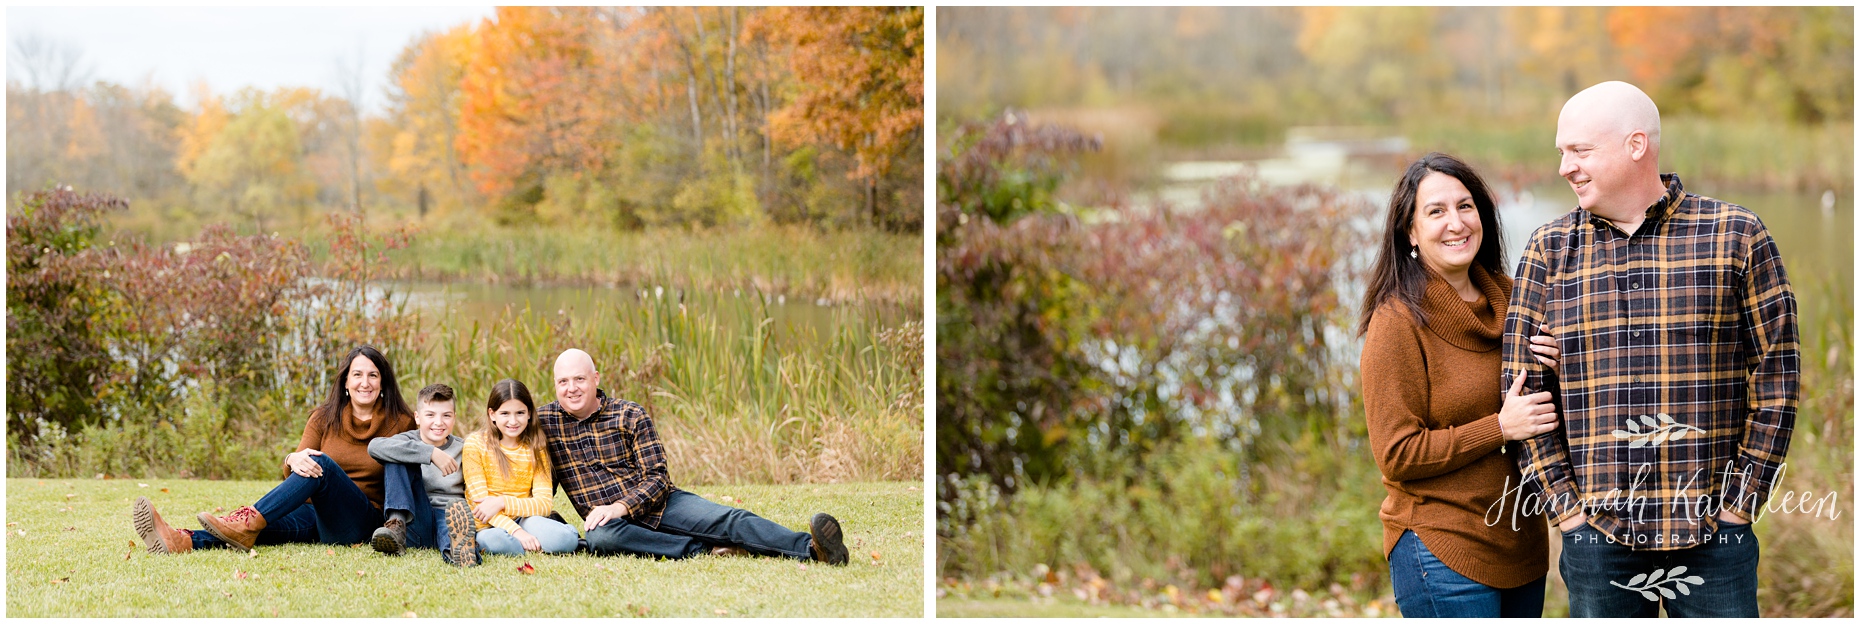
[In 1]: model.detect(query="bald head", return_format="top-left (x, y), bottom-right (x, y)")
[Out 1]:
top-left (554, 348), bottom-right (596, 377)
top-left (1559, 81), bottom-right (1661, 155)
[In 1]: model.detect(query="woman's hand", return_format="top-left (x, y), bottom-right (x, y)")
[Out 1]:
top-left (430, 448), bottom-right (459, 476)
top-left (472, 496), bottom-right (507, 523)
top-left (1498, 373), bottom-right (1558, 441)
top-left (286, 449), bottom-right (325, 478)
top-left (1529, 329), bottom-right (1561, 373)
top-left (512, 528), bottom-right (542, 552)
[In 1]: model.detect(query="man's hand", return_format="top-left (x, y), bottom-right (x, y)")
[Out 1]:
top-left (1716, 509), bottom-right (1750, 526)
top-left (1558, 511), bottom-right (1588, 533)
top-left (286, 449), bottom-right (325, 478)
top-left (472, 496), bottom-right (507, 523)
top-left (430, 448), bottom-right (459, 476)
top-left (583, 502), bottom-right (631, 532)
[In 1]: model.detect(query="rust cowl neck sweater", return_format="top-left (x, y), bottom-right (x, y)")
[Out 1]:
top-left (1360, 264), bottom-right (1548, 589)
top-left (291, 404), bottom-right (415, 508)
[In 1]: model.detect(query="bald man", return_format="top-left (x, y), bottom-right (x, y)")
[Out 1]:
top-left (1500, 81), bottom-right (1797, 617)
top-left (532, 349), bottom-right (850, 565)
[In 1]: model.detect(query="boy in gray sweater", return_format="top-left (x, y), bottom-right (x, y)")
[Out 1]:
top-left (369, 383), bottom-right (472, 565)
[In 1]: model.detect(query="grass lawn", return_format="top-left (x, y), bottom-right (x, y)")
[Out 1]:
top-left (6, 478), bottom-right (923, 617)
top-left (937, 596), bottom-right (1192, 618)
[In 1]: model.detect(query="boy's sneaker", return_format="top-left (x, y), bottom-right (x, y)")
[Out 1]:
top-left (808, 513), bottom-right (848, 566)
top-left (371, 518), bottom-right (407, 555)
top-left (444, 500), bottom-right (478, 567)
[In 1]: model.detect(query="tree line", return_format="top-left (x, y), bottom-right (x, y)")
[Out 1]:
top-left (8, 6), bottom-right (924, 236)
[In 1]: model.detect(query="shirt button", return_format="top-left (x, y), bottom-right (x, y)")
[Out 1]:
top-left (1632, 330), bottom-right (1641, 337)
top-left (1631, 282), bottom-right (1641, 289)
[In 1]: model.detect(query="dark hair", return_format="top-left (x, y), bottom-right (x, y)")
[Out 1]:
top-left (1357, 152), bottom-right (1506, 336)
top-left (417, 383), bottom-right (455, 408)
top-left (312, 345), bottom-right (414, 438)
top-left (481, 378), bottom-right (547, 480)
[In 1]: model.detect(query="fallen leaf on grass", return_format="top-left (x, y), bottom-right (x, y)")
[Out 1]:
top-left (16, 529), bottom-right (25, 536)
top-left (402, 612), bottom-right (418, 618)
top-left (127, 540), bottom-right (135, 548)
top-left (326, 549), bottom-right (335, 556)
top-left (7, 523), bottom-right (17, 527)
top-left (65, 493), bottom-right (76, 499)
top-left (870, 551), bottom-right (881, 561)
top-left (138, 483), bottom-right (149, 488)
top-left (907, 486), bottom-right (919, 491)
top-left (214, 507), bottom-right (224, 513)
top-left (64, 526), bottom-right (76, 531)
top-left (160, 488), bottom-right (169, 493)
top-left (122, 552), bottom-right (132, 560)
top-left (221, 591), bottom-right (232, 598)
top-left (713, 609), bottom-right (728, 615)
top-left (356, 570), bottom-right (368, 577)
top-left (50, 577), bottom-right (68, 584)
top-left (248, 549), bottom-right (258, 558)
top-left (797, 563), bottom-right (809, 571)
top-left (233, 570), bottom-right (248, 580)
top-left (517, 562), bottom-right (536, 575)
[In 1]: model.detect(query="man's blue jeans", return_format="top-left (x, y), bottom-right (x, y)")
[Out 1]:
top-left (585, 490), bottom-right (811, 560)
top-left (192, 453), bottom-right (381, 549)
top-left (1388, 530), bottom-right (1547, 617)
top-left (1560, 521), bottom-right (1759, 617)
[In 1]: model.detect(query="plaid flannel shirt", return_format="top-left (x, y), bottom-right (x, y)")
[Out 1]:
top-left (1502, 173), bottom-right (1799, 551)
top-left (537, 389), bottom-right (678, 529)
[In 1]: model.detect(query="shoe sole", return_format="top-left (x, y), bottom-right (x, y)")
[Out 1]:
top-left (132, 497), bottom-right (166, 554)
top-left (810, 512), bottom-right (848, 566)
top-left (196, 511), bottom-right (256, 551)
top-left (371, 528), bottom-right (405, 556)
top-left (445, 501), bottom-right (478, 567)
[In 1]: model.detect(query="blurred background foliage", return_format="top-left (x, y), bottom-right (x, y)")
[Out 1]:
top-left (935, 7), bottom-right (1851, 617)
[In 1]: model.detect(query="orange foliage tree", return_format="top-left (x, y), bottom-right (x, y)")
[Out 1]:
top-left (759, 6), bottom-right (924, 227)
top-left (455, 6), bottom-right (613, 199)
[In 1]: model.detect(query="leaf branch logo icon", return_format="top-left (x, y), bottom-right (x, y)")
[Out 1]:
top-left (1611, 413), bottom-right (1703, 448)
top-left (1610, 566), bottom-right (1704, 601)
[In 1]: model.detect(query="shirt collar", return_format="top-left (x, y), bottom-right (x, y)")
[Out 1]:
top-left (1585, 173), bottom-right (1684, 235)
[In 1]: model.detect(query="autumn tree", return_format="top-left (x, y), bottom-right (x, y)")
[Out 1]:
top-left (455, 7), bottom-right (612, 207)
top-left (760, 6), bottom-right (924, 230)
top-left (382, 25), bottom-right (476, 218)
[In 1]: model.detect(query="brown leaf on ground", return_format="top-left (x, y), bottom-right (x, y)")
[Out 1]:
top-left (517, 562), bottom-right (536, 575)
top-left (325, 548), bottom-right (335, 556)
top-left (713, 609), bottom-right (728, 615)
top-left (233, 570), bottom-right (248, 580)
top-left (402, 612), bottom-right (417, 618)
top-left (122, 552), bottom-right (132, 560)
top-left (248, 549), bottom-right (258, 558)
top-left (160, 488), bottom-right (170, 493)
top-left (65, 493), bottom-right (75, 499)
top-left (51, 577), bottom-right (68, 584)
top-left (214, 507), bottom-right (224, 513)
top-left (870, 551), bottom-right (881, 561)
top-left (356, 570), bottom-right (367, 577)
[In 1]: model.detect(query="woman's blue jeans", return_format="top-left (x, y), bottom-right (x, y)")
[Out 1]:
top-left (1389, 530), bottom-right (1546, 617)
top-left (192, 453), bottom-right (382, 549)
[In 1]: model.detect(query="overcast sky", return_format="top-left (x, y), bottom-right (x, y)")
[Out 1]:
top-left (7, 6), bottom-right (495, 114)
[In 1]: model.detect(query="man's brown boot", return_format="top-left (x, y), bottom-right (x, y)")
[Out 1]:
top-left (809, 513), bottom-right (848, 566)
top-left (197, 505), bottom-right (266, 551)
top-left (132, 496), bottom-right (193, 554)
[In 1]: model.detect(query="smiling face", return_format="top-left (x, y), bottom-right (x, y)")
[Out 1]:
top-left (1407, 171), bottom-right (1483, 279)
top-left (415, 399), bottom-right (456, 445)
top-left (345, 355), bottom-right (381, 408)
top-left (1554, 83), bottom-right (1659, 221)
top-left (553, 352), bottom-right (601, 417)
top-left (489, 399), bottom-right (530, 442)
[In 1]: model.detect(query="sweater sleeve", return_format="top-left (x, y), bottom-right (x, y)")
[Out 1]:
top-left (1362, 305), bottom-right (1507, 483)
top-left (368, 430), bottom-right (436, 465)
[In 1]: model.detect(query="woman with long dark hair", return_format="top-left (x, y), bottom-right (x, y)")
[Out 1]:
top-left (132, 345), bottom-right (417, 553)
top-left (1358, 153), bottom-right (1562, 617)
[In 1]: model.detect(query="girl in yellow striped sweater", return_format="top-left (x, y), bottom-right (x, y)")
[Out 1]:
top-left (455, 379), bottom-right (579, 560)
